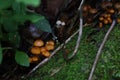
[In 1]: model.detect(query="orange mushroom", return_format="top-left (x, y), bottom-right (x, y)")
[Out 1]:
top-left (102, 14), bottom-right (108, 18)
top-left (30, 47), bottom-right (41, 55)
top-left (29, 56), bottom-right (39, 63)
top-left (99, 17), bottom-right (104, 21)
top-left (103, 19), bottom-right (109, 24)
top-left (115, 3), bottom-right (120, 10)
top-left (108, 9), bottom-right (115, 14)
top-left (82, 5), bottom-right (88, 12)
top-left (40, 47), bottom-right (47, 52)
top-left (117, 18), bottom-right (120, 23)
top-left (45, 44), bottom-right (55, 51)
top-left (29, 57), bottom-right (33, 63)
top-left (107, 14), bottom-right (111, 17)
top-left (107, 17), bottom-right (112, 24)
top-left (89, 8), bottom-right (97, 14)
top-left (33, 39), bottom-right (44, 47)
top-left (42, 51), bottom-right (51, 57)
top-left (32, 56), bottom-right (39, 62)
top-left (46, 40), bottom-right (55, 46)
top-left (99, 22), bottom-right (103, 28)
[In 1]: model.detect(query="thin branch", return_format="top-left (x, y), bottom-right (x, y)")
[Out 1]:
top-left (49, 62), bottom-right (67, 77)
top-left (63, 0), bottom-right (84, 60)
top-left (64, 17), bottom-right (83, 60)
top-left (49, 62), bottom-right (66, 76)
top-left (2, 47), bottom-right (13, 50)
top-left (88, 20), bottom-right (116, 80)
top-left (78, 0), bottom-right (84, 11)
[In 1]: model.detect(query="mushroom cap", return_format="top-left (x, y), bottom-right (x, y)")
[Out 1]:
top-left (45, 44), bottom-right (54, 51)
top-left (99, 17), bottom-right (104, 21)
top-left (42, 51), bottom-right (51, 57)
top-left (33, 39), bottom-right (44, 47)
top-left (89, 8), bottom-right (97, 14)
top-left (99, 22), bottom-right (103, 28)
top-left (40, 47), bottom-right (47, 52)
top-left (115, 3), bottom-right (120, 9)
top-left (30, 47), bottom-right (41, 55)
top-left (32, 56), bottom-right (39, 62)
top-left (46, 40), bottom-right (55, 46)
top-left (103, 19), bottom-right (109, 24)
top-left (108, 9), bottom-right (115, 14)
top-left (117, 18), bottom-right (120, 23)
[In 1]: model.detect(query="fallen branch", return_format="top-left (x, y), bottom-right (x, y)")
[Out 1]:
top-left (63, 0), bottom-right (84, 60)
top-left (88, 20), bottom-right (116, 80)
top-left (50, 63), bottom-right (66, 76)
top-left (63, 16), bottom-right (83, 60)
top-left (50, 67), bottom-right (62, 76)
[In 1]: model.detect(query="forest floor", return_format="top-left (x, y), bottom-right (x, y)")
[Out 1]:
top-left (25, 24), bottom-right (120, 80)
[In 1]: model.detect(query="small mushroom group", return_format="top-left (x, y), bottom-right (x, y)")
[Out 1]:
top-left (29, 39), bottom-right (55, 63)
top-left (98, 1), bottom-right (120, 28)
top-left (82, 1), bottom-right (120, 28)
top-left (98, 12), bottom-right (113, 28)
top-left (83, 5), bottom-right (97, 14)
top-left (82, 5), bottom-right (98, 23)
top-left (98, 4), bottom-right (120, 28)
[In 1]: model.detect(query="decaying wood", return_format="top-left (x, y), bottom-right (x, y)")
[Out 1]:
top-left (88, 20), bottom-right (116, 80)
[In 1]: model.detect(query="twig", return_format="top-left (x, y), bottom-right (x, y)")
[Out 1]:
top-left (50, 66), bottom-right (63, 76)
top-left (50, 62), bottom-right (66, 76)
top-left (2, 47), bottom-right (13, 50)
top-left (88, 20), bottom-right (116, 80)
top-left (63, 0), bottom-right (84, 60)
top-left (2, 65), bottom-right (18, 80)
top-left (63, 16), bottom-right (83, 60)
top-left (78, 0), bottom-right (84, 11)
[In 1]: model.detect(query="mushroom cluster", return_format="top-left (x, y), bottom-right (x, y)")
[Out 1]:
top-left (29, 39), bottom-right (55, 63)
top-left (82, 1), bottom-right (120, 28)
top-left (98, 9), bottom-right (114, 28)
top-left (98, 2), bottom-right (120, 28)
